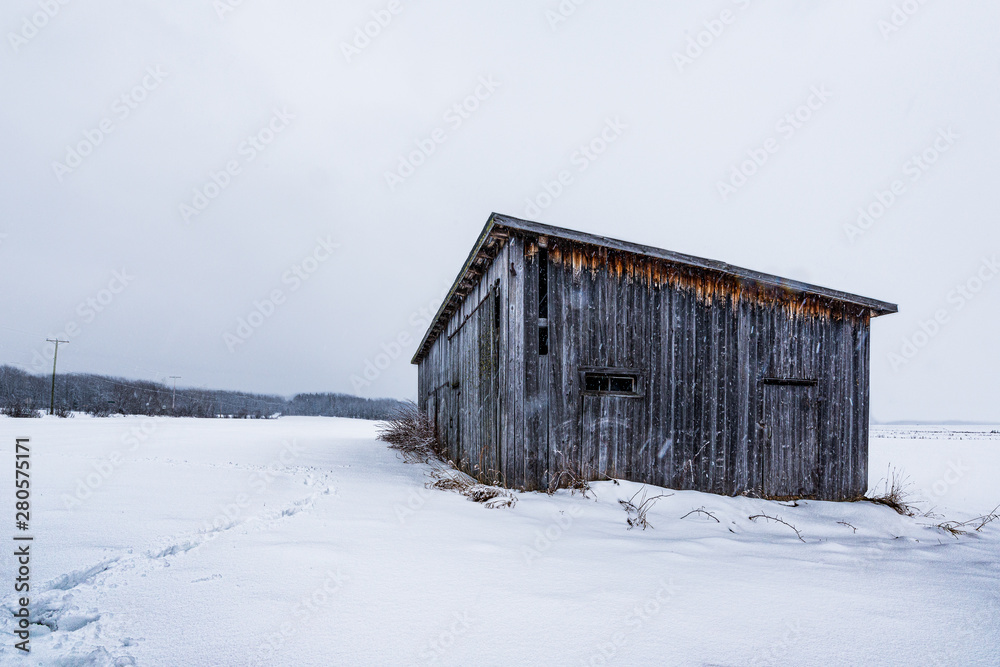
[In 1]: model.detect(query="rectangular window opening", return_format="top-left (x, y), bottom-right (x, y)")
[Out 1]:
top-left (493, 283), bottom-right (501, 332)
top-left (538, 248), bottom-right (548, 319)
top-left (538, 246), bottom-right (548, 356)
top-left (584, 372), bottom-right (637, 395)
top-left (609, 376), bottom-right (635, 393)
top-left (761, 377), bottom-right (818, 387)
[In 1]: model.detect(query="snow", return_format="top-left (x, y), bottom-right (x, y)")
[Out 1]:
top-left (1, 416), bottom-right (998, 666)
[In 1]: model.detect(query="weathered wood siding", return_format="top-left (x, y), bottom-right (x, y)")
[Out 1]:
top-left (419, 230), bottom-right (872, 500)
top-left (522, 234), bottom-right (871, 500)
top-left (417, 236), bottom-right (526, 485)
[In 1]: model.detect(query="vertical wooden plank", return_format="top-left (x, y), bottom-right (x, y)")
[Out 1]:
top-left (608, 270), bottom-right (621, 476)
top-left (672, 286), bottom-right (688, 488)
top-left (523, 239), bottom-right (541, 490)
top-left (857, 315), bottom-right (871, 497)
top-left (693, 295), bottom-right (707, 490)
top-left (751, 303), bottom-right (766, 493)
top-left (709, 299), bottom-right (721, 493)
top-left (660, 279), bottom-right (674, 488)
top-left (496, 242), bottom-right (510, 487)
top-left (722, 295), bottom-right (736, 495)
top-left (736, 301), bottom-right (751, 494)
top-left (569, 255), bottom-right (584, 476)
top-left (510, 236), bottom-right (526, 488)
top-left (639, 273), bottom-right (655, 483)
top-left (546, 242), bottom-right (564, 485)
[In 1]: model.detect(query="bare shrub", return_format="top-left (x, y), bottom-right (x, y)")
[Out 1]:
top-left (935, 505), bottom-right (1000, 538)
top-left (466, 484), bottom-right (515, 508)
top-left (376, 401), bottom-right (443, 461)
top-left (429, 475), bottom-right (469, 493)
top-left (1, 401), bottom-right (41, 418)
top-left (749, 513), bottom-right (805, 542)
top-left (680, 507), bottom-right (719, 523)
top-left (428, 467), bottom-right (516, 509)
top-left (619, 487), bottom-right (673, 530)
top-left (377, 403), bottom-right (515, 509)
top-left (547, 463), bottom-right (621, 498)
top-left (471, 467), bottom-right (508, 488)
top-left (862, 465), bottom-right (919, 516)
top-left (548, 469), bottom-right (593, 498)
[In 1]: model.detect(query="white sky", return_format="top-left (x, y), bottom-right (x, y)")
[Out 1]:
top-left (1, 1), bottom-right (997, 422)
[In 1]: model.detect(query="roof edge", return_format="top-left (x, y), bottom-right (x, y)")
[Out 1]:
top-left (409, 214), bottom-right (500, 365)
top-left (410, 213), bottom-right (898, 364)
top-left (492, 214), bottom-right (898, 316)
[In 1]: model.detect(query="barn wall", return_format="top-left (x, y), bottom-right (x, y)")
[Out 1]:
top-left (418, 231), bottom-right (872, 500)
top-left (532, 235), bottom-right (870, 500)
top-left (417, 236), bottom-right (523, 485)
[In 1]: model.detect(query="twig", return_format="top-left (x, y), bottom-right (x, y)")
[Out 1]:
top-left (971, 505), bottom-right (1000, 532)
top-left (935, 505), bottom-right (1000, 537)
top-left (680, 507), bottom-right (720, 523)
top-left (749, 513), bottom-right (805, 542)
top-left (837, 521), bottom-right (857, 533)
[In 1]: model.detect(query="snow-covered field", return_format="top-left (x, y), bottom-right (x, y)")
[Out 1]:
top-left (0, 417), bottom-right (998, 666)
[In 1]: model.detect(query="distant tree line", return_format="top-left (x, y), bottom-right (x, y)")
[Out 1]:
top-left (0, 365), bottom-right (405, 420)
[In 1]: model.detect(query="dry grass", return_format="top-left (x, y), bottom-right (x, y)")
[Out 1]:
top-left (934, 505), bottom-right (1000, 538)
top-left (548, 469), bottom-right (594, 498)
top-left (376, 401), bottom-right (444, 461)
top-left (547, 463), bottom-right (622, 498)
top-left (428, 467), bottom-right (516, 509)
top-left (619, 487), bottom-right (673, 530)
top-left (861, 465), bottom-right (919, 516)
top-left (377, 402), bottom-right (515, 508)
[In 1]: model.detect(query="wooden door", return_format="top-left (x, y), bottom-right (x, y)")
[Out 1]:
top-left (762, 383), bottom-right (818, 497)
top-left (581, 395), bottom-right (639, 479)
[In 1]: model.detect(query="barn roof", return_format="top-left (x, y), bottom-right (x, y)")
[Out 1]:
top-left (410, 213), bottom-right (898, 364)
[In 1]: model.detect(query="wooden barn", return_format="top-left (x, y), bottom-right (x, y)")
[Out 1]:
top-left (411, 214), bottom-right (897, 500)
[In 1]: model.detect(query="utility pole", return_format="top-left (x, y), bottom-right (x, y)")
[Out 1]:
top-left (46, 339), bottom-right (69, 415)
top-left (169, 376), bottom-right (181, 411)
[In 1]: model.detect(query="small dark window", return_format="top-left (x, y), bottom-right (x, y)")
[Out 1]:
top-left (585, 374), bottom-right (609, 391)
top-left (761, 377), bottom-right (818, 387)
top-left (584, 372), bottom-right (637, 395)
top-left (609, 376), bottom-right (635, 393)
top-left (493, 284), bottom-right (501, 330)
top-left (537, 247), bottom-right (549, 356)
top-left (538, 248), bottom-right (548, 319)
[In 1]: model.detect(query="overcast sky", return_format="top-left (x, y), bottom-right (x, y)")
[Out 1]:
top-left (1, 1), bottom-right (997, 422)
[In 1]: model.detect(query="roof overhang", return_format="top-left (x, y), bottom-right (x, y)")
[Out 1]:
top-left (410, 213), bottom-right (898, 364)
